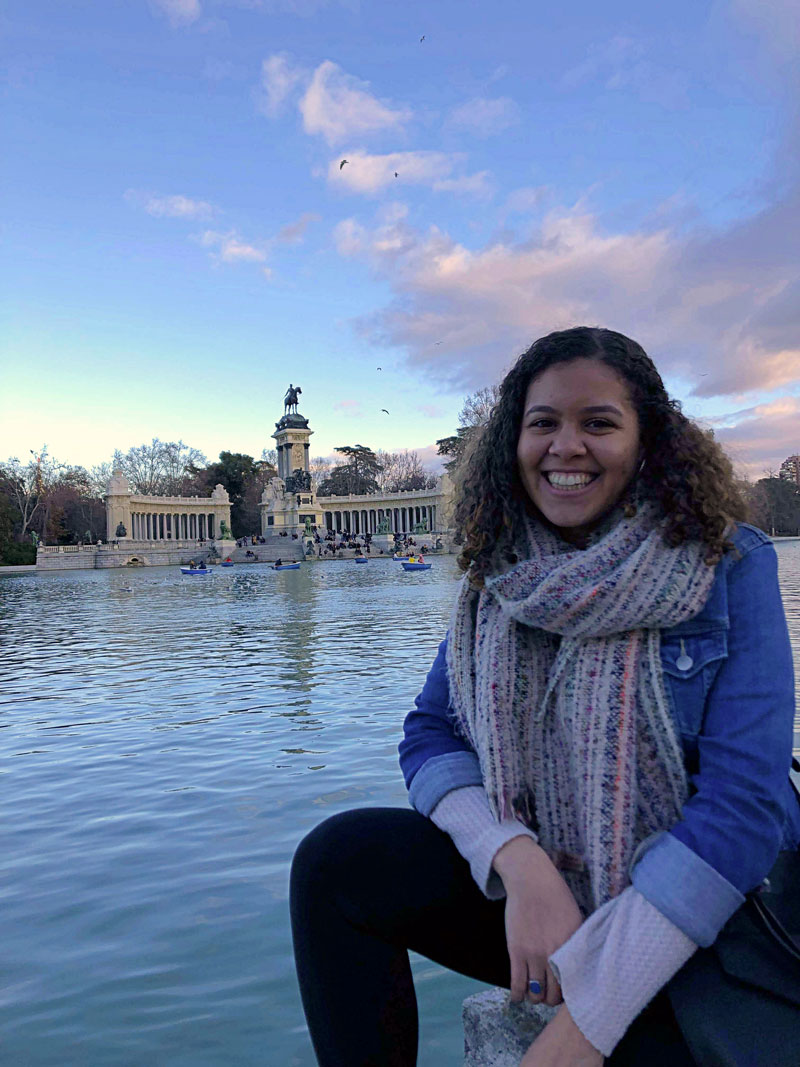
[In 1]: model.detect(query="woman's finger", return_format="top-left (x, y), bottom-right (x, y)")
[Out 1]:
top-left (543, 962), bottom-right (562, 1007)
top-left (509, 951), bottom-right (528, 1003)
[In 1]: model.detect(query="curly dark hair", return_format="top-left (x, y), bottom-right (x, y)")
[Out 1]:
top-left (455, 326), bottom-right (749, 584)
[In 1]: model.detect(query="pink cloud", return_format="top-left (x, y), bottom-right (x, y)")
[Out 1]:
top-left (333, 399), bottom-right (363, 417)
top-left (708, 397), bottom-right (800, 479)
top-left (332, 186), bottom-right (800, 402)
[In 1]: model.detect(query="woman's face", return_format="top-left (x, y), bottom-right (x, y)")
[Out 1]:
top-left (516, 358), bottom-right (642, 545)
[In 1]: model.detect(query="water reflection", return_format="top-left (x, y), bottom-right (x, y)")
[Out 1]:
top-left (0, 544), bottom-right (798, 1067)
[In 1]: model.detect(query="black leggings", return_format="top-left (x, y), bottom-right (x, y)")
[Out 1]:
top-left (290, 807), bottom-right (695, 1067)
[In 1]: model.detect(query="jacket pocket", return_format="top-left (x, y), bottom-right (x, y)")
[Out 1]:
top-left (661, 630), bottom-right (728, 737)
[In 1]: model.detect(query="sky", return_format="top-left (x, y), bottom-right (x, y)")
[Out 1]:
top-left (2, 0), bottom-right (799, 479)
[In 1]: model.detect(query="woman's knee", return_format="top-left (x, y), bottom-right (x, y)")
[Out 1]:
top-left (292, 808), bottom-right (370, 883)
top-left (292, 807), bottom-right (414, 884)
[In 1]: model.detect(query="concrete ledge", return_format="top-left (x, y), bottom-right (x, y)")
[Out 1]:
top-left (463, 989), bottom-right (557, 1066)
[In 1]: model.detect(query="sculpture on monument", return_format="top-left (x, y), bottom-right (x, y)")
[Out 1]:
top-left (377, 514), bottom-right (390, 534)
top-left (115, 522), bottom-right (127, 538)
top-left (284, 384), bottom-right (302, 414)
top-left (285, 468), bottom-right (312, 494)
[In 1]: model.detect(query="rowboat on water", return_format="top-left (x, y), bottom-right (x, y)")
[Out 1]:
top-left (220, 560), bottom-right (234, 568)
top-left (272, 562), bottom-right (300, 570)
top-left (402, 561), bottom-right (432, 571)
top-left (355, 556), bottom-right (368, 563)
top-left (180, 567), bottom-right (213, 576)
top-left (392, 554), bottom-right (411, 561)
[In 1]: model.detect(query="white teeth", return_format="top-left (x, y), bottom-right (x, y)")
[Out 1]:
top-left (545, 472), bottom-right (596, 489)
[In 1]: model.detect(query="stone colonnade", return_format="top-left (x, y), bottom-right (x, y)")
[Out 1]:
top-left (322, 503), bottom-right (437, 536)
top-left (129, 510), bottom-right (216, 541)
top-left (105, 471), bottom-right (232, 543)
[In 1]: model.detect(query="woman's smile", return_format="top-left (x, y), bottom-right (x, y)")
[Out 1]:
top-left (541, 470), bottom-right (601, 493)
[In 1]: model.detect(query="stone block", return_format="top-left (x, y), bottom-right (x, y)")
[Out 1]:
top-left (463, 988), bottom-right (557, 1067)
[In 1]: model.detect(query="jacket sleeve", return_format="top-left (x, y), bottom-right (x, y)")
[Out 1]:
top-left (398, 637), bottom-right (484, 816)
top-left (631, 538), bottom-right (796, 946)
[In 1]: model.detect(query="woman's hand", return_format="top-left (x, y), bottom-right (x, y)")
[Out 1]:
top-left (493, 837), bottom-right (584, 1007)
top-left (520, 1003), bottom-right (604, 1066)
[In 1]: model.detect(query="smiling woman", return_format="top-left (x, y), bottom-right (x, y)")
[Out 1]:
top-left (290, 327), bottom-right (800, 1067)
top-left (455, 326), bottom-right (749, 580)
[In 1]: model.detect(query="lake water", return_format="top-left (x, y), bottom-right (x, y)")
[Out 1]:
top-left (2, 542), bottom-right (799, 1067)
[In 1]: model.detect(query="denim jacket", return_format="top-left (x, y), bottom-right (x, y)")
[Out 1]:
top-left (399, 523), bottom-right (800, 948)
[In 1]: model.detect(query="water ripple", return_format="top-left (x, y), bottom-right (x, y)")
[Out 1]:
top-left (1, 546), bottom-right (798, 1065)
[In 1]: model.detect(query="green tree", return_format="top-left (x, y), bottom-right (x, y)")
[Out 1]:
top-left (317, 444), bottom-right (384, 497)
top-left (201, 451), bottom-right (277, 537)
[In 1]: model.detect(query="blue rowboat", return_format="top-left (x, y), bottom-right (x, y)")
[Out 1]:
top-left (181, 567), bottom-right (213, 575)
top-left (272, 562), bottom-right (300, 570)
top-left (355, 556), bottom-right (368, 563)
top-left (402, 561), bottom-right (432, 571)
top-left (392, 555), bottom-right (411, 561)
top-left (220, 561), bottom-right (234, 568)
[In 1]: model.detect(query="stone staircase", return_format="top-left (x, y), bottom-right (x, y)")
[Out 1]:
top-left (227, 537), bottom-right (305, 564)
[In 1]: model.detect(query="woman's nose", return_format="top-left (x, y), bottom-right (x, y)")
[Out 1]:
top-left (548, 425), bottom-right (587, 457)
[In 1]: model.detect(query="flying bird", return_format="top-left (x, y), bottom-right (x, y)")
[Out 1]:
top-left (434, 341), bottom-right (443, 346)
top-left (376, 366), bottom-right (382, 370)
top-left (381, 409), bottom-right (390, 414)
top-left (394, 171), bottom-right (398, 178)
top-left (339, 159), bottom-right (349, 170)
top-left (420, 35), bottom-right (425, 42)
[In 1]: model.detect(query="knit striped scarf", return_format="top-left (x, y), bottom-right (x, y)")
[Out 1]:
top-left (446, 505), bottom-right (716, 915)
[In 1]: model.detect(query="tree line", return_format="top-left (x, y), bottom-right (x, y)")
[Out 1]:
top-left (3, 392), bottom-right (797, 564)
top-left (0, 438), bottom-right (441, 563)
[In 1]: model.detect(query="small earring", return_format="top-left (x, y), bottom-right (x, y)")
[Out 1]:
top-left (623, 459), bottom-right (645, 518)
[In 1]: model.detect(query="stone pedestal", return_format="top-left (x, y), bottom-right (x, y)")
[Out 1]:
top-left (463, 989), bottom-right (556, 1067)
top-left (212, 538), bottom-right (237, 560)
top-left (370, 534), bottom-right (395, 555)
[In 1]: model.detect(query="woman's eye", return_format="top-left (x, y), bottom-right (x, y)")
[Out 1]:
top-left (586, 418), bottom-right (614, 429)
top-left (528, 418), bottom-right (555, 428)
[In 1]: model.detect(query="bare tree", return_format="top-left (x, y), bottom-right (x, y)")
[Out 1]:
top-left (458, 384), bottom-right (501, 429)
top-left (309, 456), bottom-right (333, 492)
top-left (377, 449), bottom-right (438, 492)
top-left (436, 384), bottom-right (501, 474)
top-left (112, 439), bottom-right (207, 495)
top-left (0, 446), bottom-right (64, 543)
top-left (87, 462), bottom-right (113, 498)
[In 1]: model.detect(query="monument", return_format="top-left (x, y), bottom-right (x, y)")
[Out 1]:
top-left (260, 385), bottom-right (324, 542)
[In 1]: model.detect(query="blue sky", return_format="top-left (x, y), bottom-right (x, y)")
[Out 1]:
top-left (2, 0), bottom-right (799, 477)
